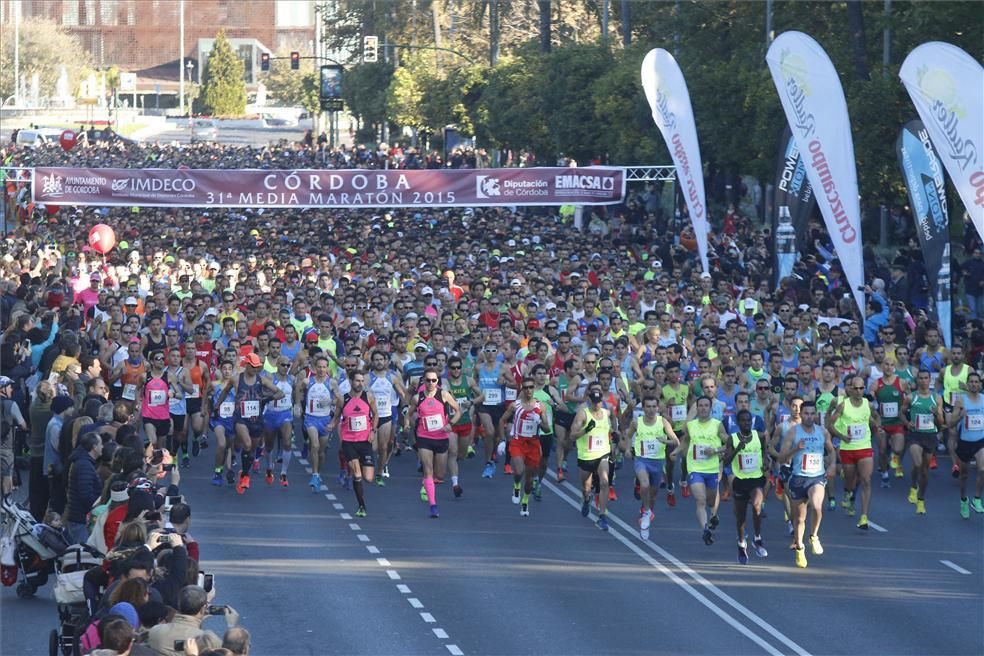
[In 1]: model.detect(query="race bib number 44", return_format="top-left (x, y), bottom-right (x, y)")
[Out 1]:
top-left (670, 405), bottom-right (686, 422)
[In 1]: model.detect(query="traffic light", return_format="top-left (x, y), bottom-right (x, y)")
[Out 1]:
top-left (260, 52), bottom-right (270, 72)
top-left (363, 36), bottom-right (378, 63)
top-left (290, 51), bottom-right (300, 70)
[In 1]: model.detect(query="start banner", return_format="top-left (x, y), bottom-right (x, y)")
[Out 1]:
top-left (31, 166), bottom-right (626, 209)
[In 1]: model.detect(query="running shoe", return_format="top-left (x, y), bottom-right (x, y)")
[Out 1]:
top-left (252, 457), bottom-right (261, 473)
top-left (890, 453), bottom-right (900, 470)
top-left (581, 498), bottom-right (590, 517)
top-left (894, 466), bottom-right (904, 478)
top-left (309, 473), bottom-right (321, 491)
top-left (532, 479), bottom-right (542, 501)
top-left (608, 486), bottom-right (618, 502)
top-left (481, 462), bottom-right (495, 478)
top-left (376, 475), bottom-right (386, 487)
top-left (420, 485), bottom-right (428, 502)
top-left (752, 538), bottom-right (768, 558)
top-left (737, 544), bottom-right (748, 565)
top-left (928, 454), bottom-right (938, 469)
top-left (236, 472), bottom-right (250, 495)
top-left (681, 482), bottom-right (691, 498)
top-left (211, 471), bottom-right (223, 486)
top-left (809, 534), bottom-right (823, 555)
top-left (634, 480), bottom-right (641, 500)
top-left (181, 454), bottom-right (190, 469)
top-left (596, 515), bottom-right (609, 531)
top-left (908, 487), bottom-right (918, 504)
top-left (936, 441), bottom-right (946, 453)
top-left (708, 514), bottom-right (720, 530)
top-left (960, 498), bottom-right (970, 519)
top-left (973, 497), bottom-right (984, 514)
top-left (666, 491), bottom-right (677, 508)
top-left (639, 509), bottom-right (652, 532)
top-left (453, 484), bottom-right (463, 498)
top-left (640, 527), bottom-right (650, 541)
top-left (857, 514), bottom-right (869, 530)
top-left (199, 435), bottom-right (209, 451)
top-left (556, 468), bottom-right (566, 483)
top-left (429, 504), bottom-right (440, 518)
top-left (466, 445), bottom-right (476, 459)
top-left (951, 464), bottom-right (960, 479)
top-left (265, 469), bottom-right (274, 485)
top-left (355, 506), bottom-right (367, 518)
top-left (192, 438), bottom-right (201, 457)
top-left (512, 486), bottom-right (521, 505)
top-left (280, 474), bottom-right (289, 488)
top-left (504, 463), bottom-right (513, 475)
top-left (880, 471), bottom-right (890, 488)
top-left (827, 497), bottom-right (836, 511)
top-left (520, 503), bottom-right (530, 517)
top-left (382, 465), bottom-right (390, 478)
top-left (226, 469), bottom-right (235, 485)
top-left (916, 500), bottom-right (926, 514)
top-left (720, 487), bottom-right (730, 502)
top-left (794, 546), bottom-right (807, 568)
top-left (702, 528), bottom-right (713, 545)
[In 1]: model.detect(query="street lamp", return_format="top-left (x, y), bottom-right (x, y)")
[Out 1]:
top-left (185, 60), bottom-right (195, 116)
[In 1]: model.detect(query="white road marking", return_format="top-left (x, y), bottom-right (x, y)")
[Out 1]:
top-left (408, 598), bottom-right (424, 608)
top-left (544, 476), bottom-right (810, 656)
top-left (376, 558), bottom-right (391, 567)
top-left (319, 485), bottom-right (329, 491)
top-left (332, 503), bottom-right (344, 510)
top-left (325, 493), bottom-right (337, 500)
top-left (868, 521), bottom-right (888, 533)
top-left (298, 458), bottom-right (309, 465)
top-left (348, 523), bottom-right (361, 530)
top-left (446, 644), bottom-right (463, 655)
top-left (420, 612), bottom-right (436, 623)
top-left (366, 545), bottom-right (380, 554)
top-left (433, 628), bottom-right (449, 639)
top-left (396, 584), bottom-right (411, 594)
top-left (386, 570), bottom-right (401, 580)
top-left (357, 534), bottom-right (370, 542)
top-left (339, 513), bottom-right (352, 520)
top-left (940, 559), bottom-right (971, 575)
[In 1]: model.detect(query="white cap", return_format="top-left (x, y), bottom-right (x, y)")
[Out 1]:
top-left (420, 286), bottom-right (434, 295)
top-left (510, 279), bottom-right (522, 287)
top-left (125, 296), bottom-right (138, 306)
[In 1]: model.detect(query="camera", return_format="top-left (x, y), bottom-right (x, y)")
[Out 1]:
top-left (197, 572), bottom-right (214, 593)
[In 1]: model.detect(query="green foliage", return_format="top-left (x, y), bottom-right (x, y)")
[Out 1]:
top-left (197, 31), bottom-right (247, 116)
top-left (342, 62), bottom-right (395, 131)
top-left (0, 18), bottom-right (91, 100)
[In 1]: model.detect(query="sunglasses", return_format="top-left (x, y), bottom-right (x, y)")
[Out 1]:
top-left (449, 366), bottom-right (462, 370)
top-left (424, 378), bottom-right (438, 383)
top-left (522, 385), bottom-right (535, 390)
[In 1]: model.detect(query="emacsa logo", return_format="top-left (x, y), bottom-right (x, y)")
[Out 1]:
top-left (476, 175), bottom-right (501, 198)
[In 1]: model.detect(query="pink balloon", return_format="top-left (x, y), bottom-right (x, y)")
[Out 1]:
top-left (59, 130), bottom-right (78, 152)
top-left (87, 224), bottom-right (116, 254)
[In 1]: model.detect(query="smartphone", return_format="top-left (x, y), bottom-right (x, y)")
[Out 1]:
top-left (173, 639), bottom-right (185, 651)
top-left (206, 604), bottom-right (227, 615)
top-left (167, 495), bottom-right (184, 506)
top-left (203, 573), bottom-right (214, 593)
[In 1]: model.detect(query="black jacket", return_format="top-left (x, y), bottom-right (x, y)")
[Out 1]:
top-left (65, 445), bottom-right (102, 524)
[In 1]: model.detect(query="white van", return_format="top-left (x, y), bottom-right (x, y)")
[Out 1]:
top-left (14, 127), bottom-right (65, 148)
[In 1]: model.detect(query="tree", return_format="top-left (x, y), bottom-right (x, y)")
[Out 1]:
top-left (197, 30), bottom-right (246, 116)
top-left (0, 18), bottom-right (90, 100)
top-left (342, 62), bottom-right (394, 135)
top-left (262, 50), bottom-right (312, 107)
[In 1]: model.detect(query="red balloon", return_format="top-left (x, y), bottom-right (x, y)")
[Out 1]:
top-left (45, 204), bottom-right (60, 216)
top-left (87, 224), bottom-right (116, 254)
top-left (59, 130), bottom-right (78, 152)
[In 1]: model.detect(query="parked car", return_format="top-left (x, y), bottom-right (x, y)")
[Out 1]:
top-left (14, 127), bottom-right (65, 148)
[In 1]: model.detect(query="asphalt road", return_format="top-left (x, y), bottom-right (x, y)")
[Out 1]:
top-left (150, 123), bottom-right (312, 147)
top-left (2, 440), bottom-right (982, 656)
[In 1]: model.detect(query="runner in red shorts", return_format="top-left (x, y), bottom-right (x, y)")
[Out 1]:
top-left (499, 380), bottom-right (546, 517)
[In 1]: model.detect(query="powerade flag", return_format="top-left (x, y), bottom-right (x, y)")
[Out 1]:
top-left (897, 119), bottom-right (951, 346)
top-left (775, 205), bottom-right (798, 287)
top-left (900, 42), bottom-right (983, 243)
top-left (766, 31), bottom-right (865, 316)
top-left (774, 124), bottom-right (816, 253)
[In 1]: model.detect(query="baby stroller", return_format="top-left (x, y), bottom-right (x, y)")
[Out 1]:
top-left (0, 495), bottom-right (68, 598)
top-left (49, 543), bottom-right (103, 656)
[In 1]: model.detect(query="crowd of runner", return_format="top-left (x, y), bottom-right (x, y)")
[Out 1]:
top-left (1, 136), bottom-right (983, 656)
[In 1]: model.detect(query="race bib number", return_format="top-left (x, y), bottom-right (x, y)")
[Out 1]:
top-left (350, 415), bottom-right (368, 432)
top-left (149, 390), bottom-right (166, 406)
top-left (122, 384), bottom-right (137, 401)
top-left (915, 414), bottom-right (934, 431)
top-left (484, 388), bottom-right (502, 405)
top-left (504, 387), bottom-right (518, 402)
top-left (847, 424), bottom-right (866, 440)
top-left (640, 439), bottom-right (661, 458)
top-left (424, 414), bottom-right (444, 432)
top-left (520, 419), bottom-right (538, 437)
top-left (309, 396), bottom-right (331, 414)
top-left (219, 402), bottom-right (234, 418)
top-left (589, 434), bottom-right (608, 451)
top-left (670, 405), bottom-right (686, 422)
top-left (801, 452), bottom-right (824, 475)
top-left (241, 400), bottom-right (260, 418)
top-left (965, 414), bottom-right (984, 431)
top-left (271, 396), bottom-right (291, 411)
top-left (739, 452), bottom-right (760, 472)
top-left (880, 402), bottom-right (898, 419)
top-left (692, 444), bottom-right (713, 461)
